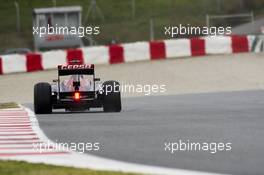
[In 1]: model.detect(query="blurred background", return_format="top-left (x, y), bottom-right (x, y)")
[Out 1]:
top-left (0, 0), bottom-right (263, 52)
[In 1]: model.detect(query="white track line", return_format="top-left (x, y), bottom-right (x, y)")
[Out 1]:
top-left (0, 135), bottom-right (38, 139)
top-left (0, 129), bottom-right (33, 131)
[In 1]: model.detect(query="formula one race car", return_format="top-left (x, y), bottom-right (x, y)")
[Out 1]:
top-left (34, 64), bottom-right (121, 114)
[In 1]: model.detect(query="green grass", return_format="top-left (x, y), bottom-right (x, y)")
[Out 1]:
top-left (0, 160), bottom-right (140, 175)
top-left (0, 102), bottom-right (19, 109)
top-left (0, 0), bottom-right (263, 51)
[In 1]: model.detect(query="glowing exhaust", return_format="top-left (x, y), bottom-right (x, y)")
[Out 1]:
top-left (74, 92), bottom-right (80, 100)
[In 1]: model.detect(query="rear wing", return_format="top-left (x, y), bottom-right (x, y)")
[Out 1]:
top-left (58, 64), bottom-right (94, 76)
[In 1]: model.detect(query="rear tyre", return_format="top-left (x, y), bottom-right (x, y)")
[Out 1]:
top-left (103, 81), bottom-right (121, 112)
top-left (34, 82), bottom-right (52, 114)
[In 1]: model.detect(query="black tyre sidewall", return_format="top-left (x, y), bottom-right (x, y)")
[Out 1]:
top-left (103, 81), bottom-right (121, 112)
top-left (34, 82), bottom-right (52, 114)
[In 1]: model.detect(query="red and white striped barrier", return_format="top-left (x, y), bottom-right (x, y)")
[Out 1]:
top-left (0, 35), bottom-right (254, 75)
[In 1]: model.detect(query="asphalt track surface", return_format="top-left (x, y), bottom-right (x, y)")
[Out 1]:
top-left (26, 90), bottom-right (264, 175)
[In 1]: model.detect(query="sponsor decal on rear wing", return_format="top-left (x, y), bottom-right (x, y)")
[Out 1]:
top-left (58, 64), bottom-right (95, 75)
top-left (58, 64), bottom-right (94, 70)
